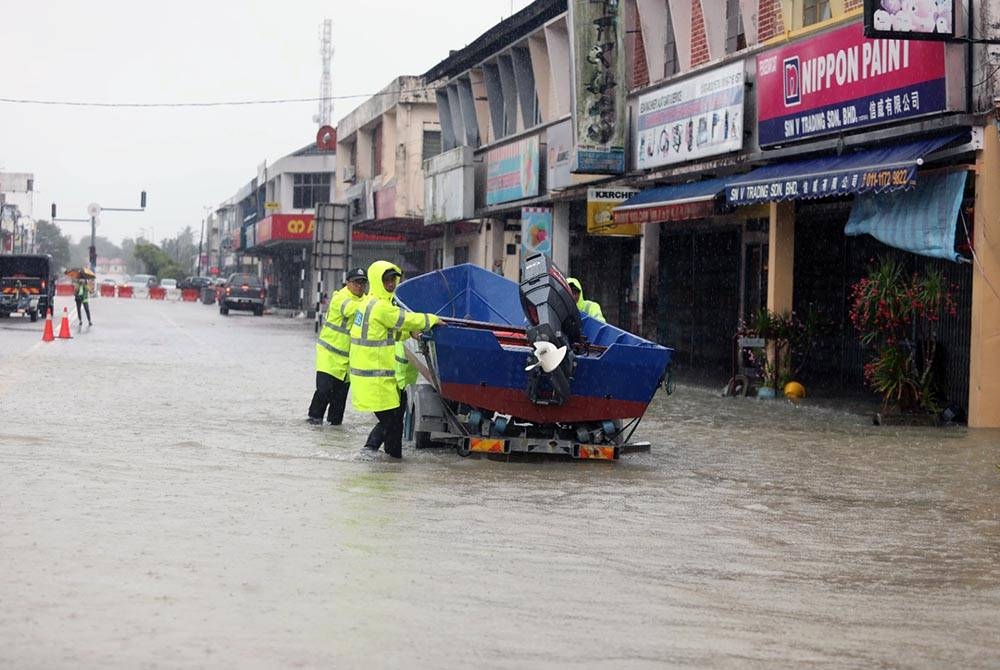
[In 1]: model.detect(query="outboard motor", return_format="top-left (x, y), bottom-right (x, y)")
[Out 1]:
top-left (518, 253), bottom-right (583, 406)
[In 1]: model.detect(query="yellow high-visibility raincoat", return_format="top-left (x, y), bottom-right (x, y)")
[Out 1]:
top-left (566, 277), bottom-right (605, 322)
top-left (349, 261), bottom-right (440, 412)
top-left (316, 284), bottom-right (366, 380)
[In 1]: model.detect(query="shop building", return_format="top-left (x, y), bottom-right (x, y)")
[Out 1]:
top-left (605, 1), bottom-right (998, 425)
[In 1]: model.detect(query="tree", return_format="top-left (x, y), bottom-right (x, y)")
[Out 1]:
top-left (33, 220), bottom-right (72, 270)
top-left (133, 242), bottom-right (185, 280)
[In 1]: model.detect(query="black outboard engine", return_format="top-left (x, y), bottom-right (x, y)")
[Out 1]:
top-left (519, 253), bottom-right (583, 406)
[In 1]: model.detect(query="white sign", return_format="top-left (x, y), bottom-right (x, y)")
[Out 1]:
top-left (635, 62), bottom-right (745, 170)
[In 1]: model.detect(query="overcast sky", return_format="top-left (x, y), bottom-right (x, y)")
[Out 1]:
top-left (1, 0), bottom-right (534, 246)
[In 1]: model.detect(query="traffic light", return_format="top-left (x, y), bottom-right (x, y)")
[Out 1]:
top-left (140, 191), bottom-right (147, 209)
top-left (51, 203), bottom-right (57, 219)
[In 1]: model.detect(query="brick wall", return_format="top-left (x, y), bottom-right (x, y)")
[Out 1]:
top-left (691, 0), bottom-right (710, 66)
top-left (757, 0), bottom-right (785, 41)
top-left (631, 20), bottom-right (650, 88)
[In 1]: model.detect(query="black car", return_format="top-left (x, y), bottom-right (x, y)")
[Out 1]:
top-left (219, 273), bottom-right (265, 316)
top-left (180, 276), bottom-right (214, 290)
top-left (0, 254), bottom-right (55, 322)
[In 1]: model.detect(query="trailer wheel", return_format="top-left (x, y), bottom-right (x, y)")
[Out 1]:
top-left (29, 309), bottom-right (38, 322)
top-left (457, 441), bottom-right (471, 457)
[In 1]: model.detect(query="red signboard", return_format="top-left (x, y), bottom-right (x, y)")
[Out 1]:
top-left (613, 199), bottom-right (716, 226)
top-left (756, 21), bottom-right (952, 146)
top-left (256, 214), bottom-right (315, 244)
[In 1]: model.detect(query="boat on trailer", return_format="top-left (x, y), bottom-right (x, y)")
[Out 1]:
top-left (394, 255), bottom-right (674, 460)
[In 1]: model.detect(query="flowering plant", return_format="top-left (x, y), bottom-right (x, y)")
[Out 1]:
top-left (848, 257), bottom-right (957, 413)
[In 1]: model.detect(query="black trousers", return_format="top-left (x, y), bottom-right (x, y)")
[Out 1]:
top-left (308, 372), bottom-right (350, 424)
top-left (365, 389), bottom-right (407, 458)
top-left (75, 298), bottom-right (91, 324)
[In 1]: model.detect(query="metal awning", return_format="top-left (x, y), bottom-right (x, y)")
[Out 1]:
top-left (724, 134), bottom-right (961, 206)
top-left (612, 178), bottom-right (727, 225)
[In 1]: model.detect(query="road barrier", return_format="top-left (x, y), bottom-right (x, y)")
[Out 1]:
top-left (149, 287), bottom-right (167, 300)
top-left (181, 288), bottom-right (199, 302)
top-left (56, 284), bottom-right (74, 296)
top-left (99, 284), bottom-right (116, 297)
top-left (117, 285), bottom-right (134, 298)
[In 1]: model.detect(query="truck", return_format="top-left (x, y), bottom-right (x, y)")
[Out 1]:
top-left (0, 254), bottom-right (55, 322)
top-left (219, 272), bottom-right (266, 316)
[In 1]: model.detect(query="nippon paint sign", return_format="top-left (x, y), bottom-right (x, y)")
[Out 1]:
top-left (636, 62), bottom-right (745, 169)
top-left (756, 20), bottom-right (963, 146)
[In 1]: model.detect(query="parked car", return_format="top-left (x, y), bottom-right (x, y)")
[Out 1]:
top-left (219, 273), bottom-right (265, 316)
top-left (159, 278), bottom-right (178, 290)
top-left (180, 276), bottom-right (214, 290)
top-left (0, 254), bottom-right (55, 322)
top-left (126, 274), bottom-right (157, 291)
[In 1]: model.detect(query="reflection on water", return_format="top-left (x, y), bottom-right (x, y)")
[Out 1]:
top-left (1, 301), bottom-right (998, 668)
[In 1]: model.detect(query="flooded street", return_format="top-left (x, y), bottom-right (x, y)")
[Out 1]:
top-left (2, 297), bottom-right (998, 668)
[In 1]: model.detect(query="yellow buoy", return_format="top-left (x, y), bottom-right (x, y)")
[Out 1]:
top-left (783, 381), bottom-right (806, 399)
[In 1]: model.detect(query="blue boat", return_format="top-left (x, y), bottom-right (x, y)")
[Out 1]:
top-left (395, 260), bottom-right (673, 427)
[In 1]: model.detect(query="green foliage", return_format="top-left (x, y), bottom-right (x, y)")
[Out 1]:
top-left (849, 257), bottom-right (957, 414)
top-left (132, 243), bottom-right (185, 280)
top-left (737, 306), bottom-right (831, 389)
top-left (33, 220), bottom-right (72, 269)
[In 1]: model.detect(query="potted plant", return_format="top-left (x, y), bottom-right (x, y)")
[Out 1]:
top-left (848, 257), bottom-right (957, 423)
top-left (734, 306), bottom-right (829, 396)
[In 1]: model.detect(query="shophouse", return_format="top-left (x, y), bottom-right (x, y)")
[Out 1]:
top-left (207, 140), bottom-right (335, 309)
top-left (334, 77), bottom-right (461, 274)
top-left (606, 0), bottom-right (998, 425)
top-left (423, 0), bottom-right (647, 327)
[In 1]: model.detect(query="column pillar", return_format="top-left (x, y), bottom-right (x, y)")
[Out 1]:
top-left (638, 223), bottom-right (660, 341)
top-left (767, 200), bottom-right (795, 315)
top-left (969, 123), bottom-right (1000, 427)
top-left (552, 201), bottom-right (570, 273)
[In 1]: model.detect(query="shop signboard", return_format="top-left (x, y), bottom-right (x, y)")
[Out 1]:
top-left (486, 136), bottom-right (540, 206)
top-left (546, 120), bottom-right (574, 190)
top-left (863, 0), bottom-right (954, 41)
top-left (424, 146), bottom-right (474, 223)
top-left (521, 207), bottom-right (552, 259)
top-left (756, 21), bottom-right (958, 146)
top-left (587, 188), bottom-right (639, 236)
top-left (568, 0), bottom-right (626, 174)
top-left (256, 214), bottom-right (315, 244)
top-left (636, 62), bottom-right (745, 169)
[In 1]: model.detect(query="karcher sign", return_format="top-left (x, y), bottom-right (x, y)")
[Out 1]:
top-left (587, 188), bottom-right (639, 236)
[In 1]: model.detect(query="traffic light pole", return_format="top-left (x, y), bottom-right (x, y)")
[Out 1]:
top-left (51, 191), bottom-right (146, 273)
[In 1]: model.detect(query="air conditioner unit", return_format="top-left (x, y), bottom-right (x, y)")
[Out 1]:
top-left (343, 165), bottom-right (356, 183)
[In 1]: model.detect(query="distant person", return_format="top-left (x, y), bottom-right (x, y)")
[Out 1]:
top-left (350, 261), bottom-right (442, 458)
top-left (566, 277), bottom-right (605, 322)
top-left (307, 267), bottom-right (368, 425)
top-left (74, 278), bottom-right (93, 326)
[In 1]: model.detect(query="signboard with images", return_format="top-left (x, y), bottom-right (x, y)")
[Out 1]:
top-left (521, 207), bottom-right (553, 259)
top-left (636, 62), bottom-right (745, 170)
top-left (546, 120), bottom-right (574, 190)
top-left (486, 137), bottom-right (540, 206)
top-left (756, 21), bottom-right (958, 146)
top-left (863, 0), bottom-right (954, 41)
top-left (587, 188), bottom-right (640, 236)
top-left (568, 0), bottom-right (626, 175)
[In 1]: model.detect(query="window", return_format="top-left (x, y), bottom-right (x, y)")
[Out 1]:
top-left (803, 0), bottom-right (832, 26)
top-left (422, 130), bottom-right (442, 161)
top-left (664, 4), bottom-right (678, 77)
top-left (533, 90), bottom-right (542, 126)
top-left (371, 123), bottom-right (383, 176)
top-left (455, 246), bottom-right (469, 265)
top-left (292, 173), bottom-right (331, 209)
top-left (726, 0), bottom-right (746, 54)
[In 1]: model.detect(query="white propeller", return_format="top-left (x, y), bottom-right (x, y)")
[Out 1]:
top-left (524, 341), bottom-right (568, 373)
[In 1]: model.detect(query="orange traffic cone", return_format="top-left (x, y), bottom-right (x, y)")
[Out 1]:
top-left (42, 308), bottom-right (55, 342)
top-left (57, 307), bottom-right (73, 339)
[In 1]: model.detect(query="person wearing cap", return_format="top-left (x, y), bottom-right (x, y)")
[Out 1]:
top-left (350, 260), bottom-right (442, 458)
top-left (566, 277), bottom-right (605, 322)
top-left (307, 267), bottom-right (368, 425)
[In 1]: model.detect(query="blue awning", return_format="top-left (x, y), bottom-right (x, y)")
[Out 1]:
top-left (845, 170), bottom-right (968, 262)
top-left (613, 178), bottom-right (726, 225)
top-left (724, 134), bottom-right (960, 206)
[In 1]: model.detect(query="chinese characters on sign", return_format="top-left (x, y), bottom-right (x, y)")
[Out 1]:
top-left (726, 166), bottom-right (916, 206)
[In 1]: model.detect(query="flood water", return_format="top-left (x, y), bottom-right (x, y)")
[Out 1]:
top-left (2, 298), bottom-right (998, 668)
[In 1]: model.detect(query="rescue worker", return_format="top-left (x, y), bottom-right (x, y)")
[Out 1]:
top-left (307, 267), bottom-right (368, 425)
top-left (566, 277), bottom-right (605, 322)
top-left (364, 338), bottom-right (420, 451)
top-left (350, 261), bottom-right (441, 458)
top-left (74, 278), bottom-right (93, 326)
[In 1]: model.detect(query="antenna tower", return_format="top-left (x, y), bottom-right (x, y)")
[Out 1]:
top-left (314, 19), bottom-right (334, 127)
